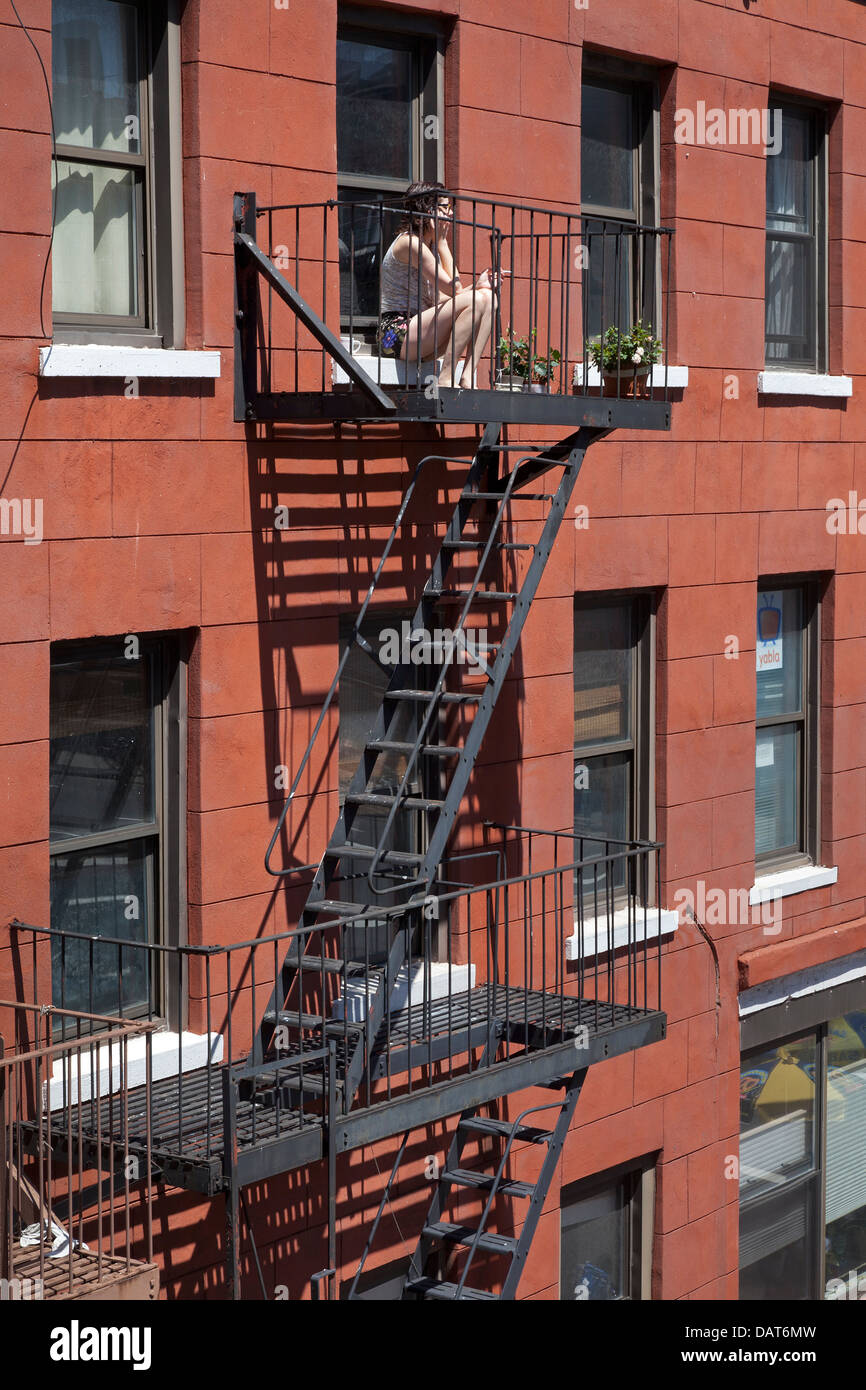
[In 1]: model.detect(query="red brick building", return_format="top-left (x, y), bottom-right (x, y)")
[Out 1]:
top-left (1, 0), bottom-right (865, 1303)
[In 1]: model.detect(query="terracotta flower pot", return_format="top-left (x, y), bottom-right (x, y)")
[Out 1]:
top-left (603, 365), bottom-right (651, 398)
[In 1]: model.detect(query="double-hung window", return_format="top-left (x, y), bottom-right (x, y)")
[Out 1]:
top-left (51, 0), bottom-right (184, 344)
top-left (580, 67), bottom-right (658, 342)
top-left (764, 101), bottom-right (827, 372)
top-left (573, 596), bottom-right (652, 899)
top-left (336, 8), bottom-right (444, 325)
top-left (755, 583), bottom-right (820, 867)
top-left (560, 1159), bottom-right (655, 1300)
top-left (49, 638), bottom-right (186, 1025)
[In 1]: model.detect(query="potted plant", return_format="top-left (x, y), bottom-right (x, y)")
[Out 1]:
top-left (585, 320), bottom-right (662, 397)
top-left (496, 332), bottom-right (531, 391)
top-left (497, 331), bottom-right (562, 392)
top-left (529, 346), bottom-right (562, 393)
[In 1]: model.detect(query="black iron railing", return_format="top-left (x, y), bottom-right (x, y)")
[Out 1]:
top-left (233, 191), bottom-right (674, 423)
top-left (10, 826), bottom-right (664, 1170)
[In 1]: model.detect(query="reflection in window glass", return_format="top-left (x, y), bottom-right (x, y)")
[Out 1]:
top-left (53, 0), bottom-right (141, 153)
top-left (51, 160), bottom-right (139, 317)
top-left (561, 1175), bottom-right (633, 1300)
top-left (756, 588), bottom-right (802, 720)
top-left (50, 650), bottom-right (155, 841)
top-left (739, 1035), bottom-right (816, 1203)
top-left (574, 602), bottom-right (632, 747)
top-left (337, 38), bottom-right (413, 181)
top-left (824, 1012), bottom-right (866, 1295)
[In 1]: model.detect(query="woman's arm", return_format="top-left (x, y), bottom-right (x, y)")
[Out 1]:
top-left (392, 234), bottom-right (461, 299)
top-left (437, 238), bottom-right (462, 292)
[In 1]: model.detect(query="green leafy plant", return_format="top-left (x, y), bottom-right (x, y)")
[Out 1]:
top-left (498, 329), bottom-right (562, 383)
top-left (585, 320), bottom-right (662, 373)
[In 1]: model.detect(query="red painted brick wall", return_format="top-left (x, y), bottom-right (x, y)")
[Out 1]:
top-left (1, 0), bottom-right (865, 1300)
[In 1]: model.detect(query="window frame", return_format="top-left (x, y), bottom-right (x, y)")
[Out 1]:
top-left (580, 59), bottom-right (660, 335)
top-left (739, 977), bottom-right (866, 1301)
top-left (51, 0), bottom-right (185, 348)
top-left (573, 592), bottom-right (655, 849)
top-left (48, 633), bottom-right (188, 1029)
top-left (336, 5), bottom-right (446, 331)
top-left (754, 578), bottom-right (821, 873)
top-left (560, 1156), bottom-right (655, 1300)
top-left (763, 97), bottom-right (828, 374)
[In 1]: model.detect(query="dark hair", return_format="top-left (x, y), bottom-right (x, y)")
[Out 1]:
top-left (398, 181), bottom-right (450, 234)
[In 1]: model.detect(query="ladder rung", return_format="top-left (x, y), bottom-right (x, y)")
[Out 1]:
top-left (466, 494), bottom-right (554, 504)
top-left (284, 951), bottom-right (346, 974)
top-left (346, 792), bottom-right (445, 812)
top-left (432, 590), bottom-right (518, 603)
top-left (422, 1221), bottom-right (518, 1256)
top-left (442, 539), bottom-right (533, 552)
top-left (441, 1168), bottom-right (534, 1199)
top-left (304, 899), bottom-right (371, 919)
top-left (405, 1278), bottom-right (496, 1302)
top-left (458, 1116), bottom-right (554, 1144)
top-left (369, 741), bottom-right (461, 759)
top-left (264, 1009), bottom-right (366, 1033)
top-left (386, 689), bottom-right (481, 704)
top-left (326, 843), bottom-right (425, 867)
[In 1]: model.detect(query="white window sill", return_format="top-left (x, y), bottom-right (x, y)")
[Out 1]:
top-left (748, 864), bottom-right (838, 907)
top-left (47, 1030), bottom-right (223, 1110)
top-left (565, 907), bottom-right (678, 962)
top-left (38, 344), bottom-right (221, 379)
top-left (572, 364), bottom-right (689, 389)
top-left (757, 371), bottom-right (852, 398)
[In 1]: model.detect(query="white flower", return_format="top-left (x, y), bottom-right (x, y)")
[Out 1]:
top-left (631, 349), bottom-right (644, 364)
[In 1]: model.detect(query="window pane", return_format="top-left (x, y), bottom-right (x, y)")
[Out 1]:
top-left (755, 723), bottom-right (799, 858)
top-left (824, 1012), bottom-right (866, 1296)
top-left (581, 82), bottom-right (634, 213)
top-left (50, 649), bottom-right (155, 842)
top-left (52, 160), bottom-right (139, 317)
top-left (765, 238), bottom-right (813, 363)
top-left (574, 752), bottom-right (630, 901)
top-left (582, 220), bottom-right (633, 341)
top-left (739, 1179), bottom-right (816, 1300)
top-left (50, 840), bottom-right (153, 1019)
top-left (739, 1035), bottom-right (817, 1203)
top-left (339, 198), bottom-right (402, 320)
top-left (53, 0), bottom-right (141, 154)
top-left (337, 37), bottom-right (414, 181)
top-left (574, 602), bottom-right (633, 748)
top-left (766, 109), bottom-right (812, 234)
top-left (756, 588), bottom-right (803, 719)
top-left (561, 1178), bottom-right (631, 1300)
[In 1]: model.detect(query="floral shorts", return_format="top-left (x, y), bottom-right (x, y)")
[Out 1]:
top-left (379, 311), bottom-right (409, 359)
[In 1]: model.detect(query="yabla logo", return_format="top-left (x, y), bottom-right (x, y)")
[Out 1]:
top-left (49, 1320), bottom-right (152, 1371)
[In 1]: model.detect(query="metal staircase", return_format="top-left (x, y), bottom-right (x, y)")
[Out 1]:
top-left (255, 422), bottom-right (608, 1120)
top-left (345, 1028), bottom-right (585, 1301)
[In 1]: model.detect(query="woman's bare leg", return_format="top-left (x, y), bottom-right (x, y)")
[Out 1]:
top-left (401, 290), bottom-right (494, 387)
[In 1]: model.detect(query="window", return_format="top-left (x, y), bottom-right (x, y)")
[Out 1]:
top-left (739, 979), bottom-right (866, 1299)
top-left (755, 583), bottom-right (820, 867)
top-left (573, 595), bottom-right (653, 896)
top-left (560, 1159), bottom-right (654, 1300)
top-left (765, 102), bottom-right (827, 371)
top-left (49, 638), bottom-right (186, 1023)
top-left (581, 67), bottom-right (658, 341)
top-left (51, 0), bottom-right (184, 344)
top-left (336, 8), bottom-right (444, 323)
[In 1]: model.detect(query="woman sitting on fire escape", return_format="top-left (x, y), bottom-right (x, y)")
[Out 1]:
top-left (378, 181), bottom-right (500, 388)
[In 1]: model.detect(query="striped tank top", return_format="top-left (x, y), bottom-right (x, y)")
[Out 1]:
top-left (379, 242), bottom-right (436, 315)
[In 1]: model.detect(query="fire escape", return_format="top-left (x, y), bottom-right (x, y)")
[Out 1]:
top-left (11, 190), bottom-right (674, 1300)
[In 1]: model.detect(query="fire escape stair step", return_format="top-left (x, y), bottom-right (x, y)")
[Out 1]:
top-left (282, 950), bottom-right (354, 974)
top-left (458, 1116), bottom-right (555, 1144)
top-left (304, 899), bottom-right (373, 919)
top-left (324, 843), bottom-right (425, 867)
top-left (264, 1009), bottom-right (366, 1033)
top-left (461, 490), bottom-right (554, 502)
top-left (442, 539), bottom-right (533, 552)
top-left (385, 689), bottom-right (481, 704)
top-left (345, 792), bottom-right (445, 812)
top-left (422, 1221), bottom-right (518, 1256)
top-left (368, 740), bottom-right (461, 759)
top-left (405, 1278), bottom-right (497, 1302)
top-left (441, 1167), bottom-right (534, 1199)
top-left (431, 590), bottom-right (518, 603)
